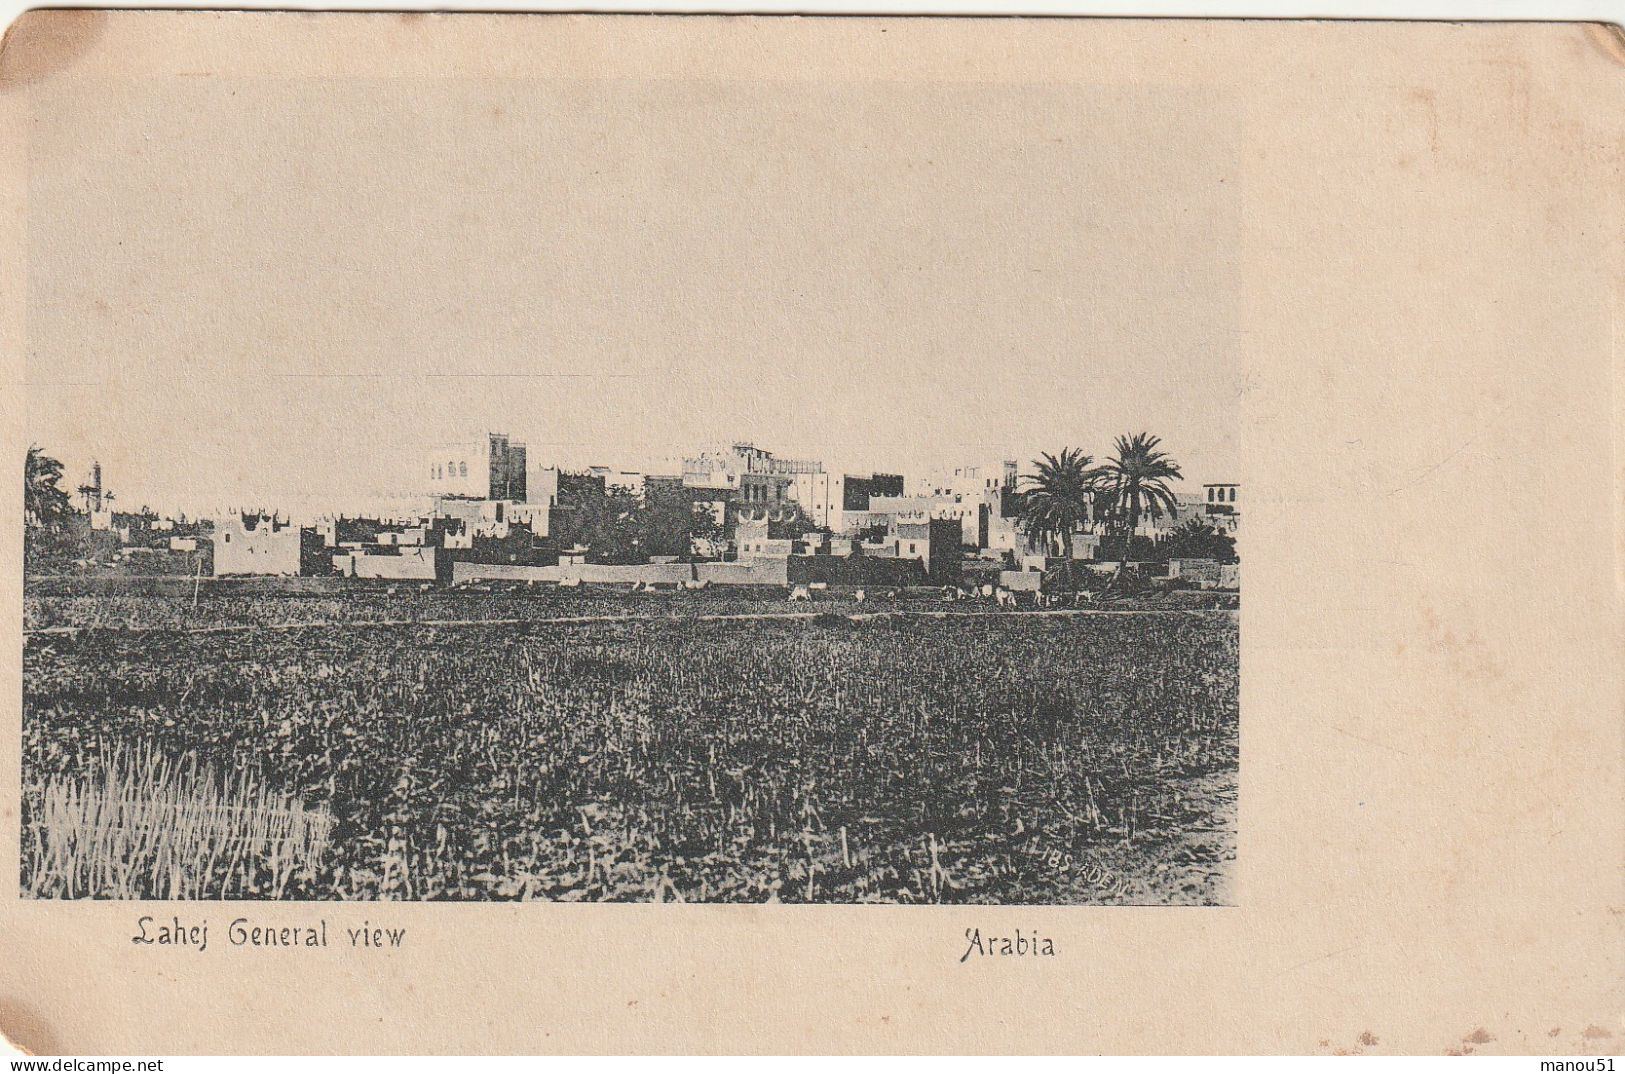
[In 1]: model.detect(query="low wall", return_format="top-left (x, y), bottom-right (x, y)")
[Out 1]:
top-left (352, 548), bottom-right (440, 581)
top-left (451, 562), bottom-right (564, 584)
top-left (455, 560), bottom-right (774, 586)
top-left (999, 570), bottom-right (1043, 592)
top-left (569, 562), bottom-right (696, 586)
top-left (1169, 558), bottom-right (1221, 583)
top-left (694, 560), bottom-right (789, 586)
top-left (450, 556), bottom-right (940, 589)
top-left (787, 555), bottom-right (922, 588)
top-left (25, 574), bottom-right (357, 598)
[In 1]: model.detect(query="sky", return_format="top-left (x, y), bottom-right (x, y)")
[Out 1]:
top-left (26, 74), bottom-right (1243, 519)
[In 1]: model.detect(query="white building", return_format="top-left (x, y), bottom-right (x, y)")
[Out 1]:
top-left (1201, 483), bottom-right (1241, 537)
top-left (213, 512), bottom-right (305, 576)
top-left (867, 494), bottom-right (990, 547)
top-left (682, 443), bottom-right (820, 509)
top-left (788, 471), bottom-right (905, 533)
top-left (911, 461), bottom-right (1017, 500)
top-left (426, 433), bottom-right (528, 501)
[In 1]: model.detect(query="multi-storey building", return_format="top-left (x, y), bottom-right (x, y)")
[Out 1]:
top-left (865, 494), bottom-right (990, 547)
top-left (866, 515), bottom-right (961, 582)
top-left (426, 433), bottom-right (528, 502)
top-left (680, 443), bottom-right (822, 530)
top-left (682, 443), bottom-right (819, 501)
top-left (872, 460), bottom-right (1021, 549)
top-left (912, 461), bottom-right (1018, 500)
top-left (788, 471), bottom-right (904, 533)
top-left (1200, 483), bottom-right (1241, 537)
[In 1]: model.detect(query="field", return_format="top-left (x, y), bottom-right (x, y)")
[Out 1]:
top-left (22, 590), bottom-right (1239, 904)
top-left (23, 577), bottom-right (1237, 632)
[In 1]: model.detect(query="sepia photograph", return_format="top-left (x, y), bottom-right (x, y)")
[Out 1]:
top-left (5, 9), bottom-right (1618, 1059)
top-left (19, 18), bottom-right (1240, 904)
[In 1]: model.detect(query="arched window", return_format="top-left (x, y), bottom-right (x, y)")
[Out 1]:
top-left (459, 462), bottom-right (467, 478)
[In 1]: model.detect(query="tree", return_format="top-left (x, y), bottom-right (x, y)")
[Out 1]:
top-left (1018, 447), bottom-right (1102, 590)
top-left (24, 446), bottom-right (73, 530)
top-left (1157, 517), bottom-right (1236, 564)
top-left (638, 483), bottom-right (717, 560)
top-left (1099, 432), bottom-right (1183, 578)
top-left (562, 483), bottom-right (642, 563)
top-left (554, 476), bottom-right (729, 563)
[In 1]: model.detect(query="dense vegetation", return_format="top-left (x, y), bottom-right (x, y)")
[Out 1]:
top-left (23, 606), bottom-right (1238, 903)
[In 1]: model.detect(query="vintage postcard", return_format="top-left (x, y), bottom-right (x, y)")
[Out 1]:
top-left (0, 10), bottom-right (1620, 1056)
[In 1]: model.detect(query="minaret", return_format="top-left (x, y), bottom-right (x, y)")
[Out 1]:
top-left (77, 460), bottom-right (104, 513)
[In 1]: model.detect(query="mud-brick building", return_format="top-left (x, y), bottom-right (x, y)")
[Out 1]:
top-left (213, 512), bottom-right (324, 576)
top-left (865, 515), bottom-right (961, 583)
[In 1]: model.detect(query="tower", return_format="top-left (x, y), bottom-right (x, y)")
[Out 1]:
top-left (77, 460), bottom-right (106, 513)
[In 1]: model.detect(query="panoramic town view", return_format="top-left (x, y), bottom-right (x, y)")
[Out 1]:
top-left (19, 58), bottom-right (1243, 906)
top-left (22, 432), bottom-right (1239, 903)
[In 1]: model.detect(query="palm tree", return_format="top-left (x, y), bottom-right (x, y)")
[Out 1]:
top-left (1157, 517), bottom-right (1234, 562)
top-left (23, 446), bottom-right (73, 529)
top-left (1018, 447), bottom-right (1102, 590)
top-left (1099, 432), bottom-right (1183, 577)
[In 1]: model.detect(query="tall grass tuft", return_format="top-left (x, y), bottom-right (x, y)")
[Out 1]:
top-left (22, 744), bottom-right (333, 900)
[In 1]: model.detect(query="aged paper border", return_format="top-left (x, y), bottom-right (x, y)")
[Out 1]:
top-left (1, 11), bottom-right (1621, 1054)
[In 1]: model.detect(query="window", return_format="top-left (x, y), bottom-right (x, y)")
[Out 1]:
top-left (1228, 487), bottom-right (1236, 502)
top-left (223, 532), bottom-right (231, 544)
top-left (459, 462), bottom-right (467, 478)
top-left (1208, 488), bottom-right (1215, 502)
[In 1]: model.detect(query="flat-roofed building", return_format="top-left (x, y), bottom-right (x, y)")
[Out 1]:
top-left (867, 493), bottom-right (990, 547)
top-left (1201, 483), bottom-right (1241, 537)
top-left (789, 471), bottom-right (904, 533)
top-left (214, 511), bottom-right (315, 576)
top-left (426, 432), bottom-right (528, 502)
